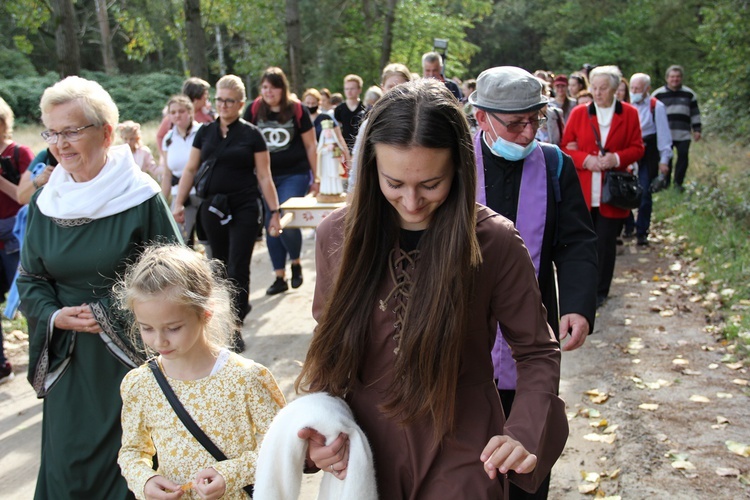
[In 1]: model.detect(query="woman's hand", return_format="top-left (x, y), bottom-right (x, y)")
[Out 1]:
top-left (144, 475), bottom-right (184, 499)
top-left (480, 435), bottom-right (537, 480)
top-left (172, 204), bottom-right (185, 224)
top-left (308, 180), bottom-right (320, 197)
top-left (192, 468), bottom-right (226, 500)
top-left (53, 304), bottom-right (102, 334)
top-left (565, 141), bottom-right (578, 151)
top-left (582, 155), bottom-right (601, 172)
top-left (267, 212), bottom-right (282, 238)
top-left (597, 152), bottom-right (618, 170)
top-left (298, 427), bottom-right (350, 480)
top-left (35, 166), bottom-right (56, 187)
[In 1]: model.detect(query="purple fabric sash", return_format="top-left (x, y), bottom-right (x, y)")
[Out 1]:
top-left (475, 132), bottom-right (547, 390)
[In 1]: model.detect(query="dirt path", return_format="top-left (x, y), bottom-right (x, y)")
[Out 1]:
top-left (1, 226), bottom-right (748, 498)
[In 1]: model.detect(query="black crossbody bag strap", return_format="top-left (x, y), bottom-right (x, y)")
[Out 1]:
top-left (148, 359), bottom-right (254, 498)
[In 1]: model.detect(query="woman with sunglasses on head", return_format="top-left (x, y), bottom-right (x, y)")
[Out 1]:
top-left (173, 75), bottom-right (282, 352)
top-left (562, 65), bottom-right (644, 308)
top-left (296, 79), bottom-right (567, 499)
top-left (244, 67), bottom-right (318, 297)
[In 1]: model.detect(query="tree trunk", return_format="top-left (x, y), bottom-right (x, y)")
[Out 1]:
top-left (94, 0), bottom-right (118, 74)
top-left (215, 26), bottom-right (226, 76)
top-left (285, 0), bottom-right (303, 95)
top-left (379, 0), bottom-right (398, 72)
top-left (50, 0), bottom-right (81, 77)
top-left (183, 0), bottom-right (208, 78)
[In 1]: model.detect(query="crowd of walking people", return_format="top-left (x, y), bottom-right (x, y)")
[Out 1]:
top-left (0, 53), bottom-right (702, 499)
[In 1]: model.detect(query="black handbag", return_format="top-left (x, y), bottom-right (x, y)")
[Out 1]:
top-left (194, 127), bottom-right (232, 199)
top-left (602, 170), bottom-right (643, 209)
top-left (148, 360), bottom-right (253, 498)
top-left (588, 119), bottom-right (643, 210)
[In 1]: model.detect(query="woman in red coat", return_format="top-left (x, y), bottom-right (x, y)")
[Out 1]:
top-left (562, 65), bottom-right (644, 308)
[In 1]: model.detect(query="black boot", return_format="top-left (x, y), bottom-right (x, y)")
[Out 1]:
top-left (266, 277), bottom-right (289, 295)
top-left (291, 263), bottom-right (303, 289)
top-left (230, 330), bottom-right (246, 353)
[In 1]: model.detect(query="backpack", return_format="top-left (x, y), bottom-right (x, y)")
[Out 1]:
top-left (540, 143), bottom-right (563, 204)
top-left (248, 97), bottom-right (304, 127)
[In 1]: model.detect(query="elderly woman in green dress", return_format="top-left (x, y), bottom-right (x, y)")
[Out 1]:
top-left (17, 76), bottom-right (181, 499)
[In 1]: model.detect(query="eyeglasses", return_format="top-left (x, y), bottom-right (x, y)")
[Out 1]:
top-left (489, 113), bottom-right (547, 133)
top-left (215, 97), bottom-right (239, 106)
top-left (40, 124), bottom-right (95, 144)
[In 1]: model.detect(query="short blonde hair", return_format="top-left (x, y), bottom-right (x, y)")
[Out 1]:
top-left (0, 97), bottom-right (14, 139)
top-left (343, 74), bottom-right (363, 89)
top-left (117, 120), bottom-right (141, 141)
top-left (303, 88), bottom-right (322, 102)
top-left (216, 74), bottom-right (246, 102)
top-left (116, 244), bottom-right (235, 355)
top-left (40, 76), bottom-right (119, 128)
top-left (380, 63), bottom-right (412, 87)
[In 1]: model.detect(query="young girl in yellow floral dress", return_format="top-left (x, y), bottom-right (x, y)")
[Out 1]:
top-left (117, 245), bottom-right (285, 499)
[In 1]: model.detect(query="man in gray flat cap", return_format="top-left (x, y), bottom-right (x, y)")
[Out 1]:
top-left (470, 66), bottom-right (598, 499)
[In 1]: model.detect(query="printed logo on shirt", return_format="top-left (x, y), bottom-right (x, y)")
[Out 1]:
top-left (256, 119), bottom-right (295, 153)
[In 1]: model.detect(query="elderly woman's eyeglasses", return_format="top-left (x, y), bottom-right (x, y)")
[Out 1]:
top-left (41, 124), bottom-right (95, 144)
top-left (489, 113), bottom-right (547, 133)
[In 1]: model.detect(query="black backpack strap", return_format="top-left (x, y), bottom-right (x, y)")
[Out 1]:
top-left (148, 359), bottom-right (254, 497)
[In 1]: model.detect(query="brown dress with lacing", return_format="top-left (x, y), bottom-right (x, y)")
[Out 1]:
top-left (312, 206), bottom-right (568, 499)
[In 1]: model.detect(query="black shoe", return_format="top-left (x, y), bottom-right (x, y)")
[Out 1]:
top-left (622, 230), bottom-right (635, 239)
top-left (238, 303), bottom-right (252, 324)
top-left (291, 263), bottom-right (303, 289)
top-left (0, 361), bottom-right (14, 385)
top-left (637, 235), bottom-right (649, 246)
top-left (230, 330), bottom-right (246, 353)
top-left (266, 277), bottom-right (289, 295)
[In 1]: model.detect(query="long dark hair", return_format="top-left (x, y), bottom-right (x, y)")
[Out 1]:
top-left (296, 80), bottom-right (482, 443)
top-left (256, 66), bottom-right (293, 123)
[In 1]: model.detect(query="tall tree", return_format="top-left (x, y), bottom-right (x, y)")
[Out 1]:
top-left (286, 0), bottom-right (303, 94)
top-left (379, 0), bottom-right (399, 72)
top-left (51, 0), bottom-right (81, 76)
top-left (94, 0), bottom-right (118, 74)
top-left (184, 0), bottom-right (208, 78)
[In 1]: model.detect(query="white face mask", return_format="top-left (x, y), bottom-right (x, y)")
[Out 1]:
top-left (631, 92), bottom-right (645, 104)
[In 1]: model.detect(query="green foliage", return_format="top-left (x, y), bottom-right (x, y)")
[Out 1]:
top-left (0, 72), bottom-right (183, 125)
top-left (654, 140), bottom-right (750, 357)
top-left (694, 0), bottom-right (750, 138)
top-left (0, 47), bottom-right (39, 78)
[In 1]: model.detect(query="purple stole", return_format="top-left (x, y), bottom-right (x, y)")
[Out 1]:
top-left (475, 132), bottom-right (547, 390)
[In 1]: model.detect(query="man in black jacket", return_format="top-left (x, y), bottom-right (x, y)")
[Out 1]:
top-left (469, 66), bottom-right (598, 500)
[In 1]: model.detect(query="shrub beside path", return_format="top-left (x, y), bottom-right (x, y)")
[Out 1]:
top-left (1, 227), bottom-right (748, 498)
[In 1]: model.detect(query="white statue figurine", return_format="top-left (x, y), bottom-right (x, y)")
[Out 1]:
top-left (316, 120), bottom-right (348, 202)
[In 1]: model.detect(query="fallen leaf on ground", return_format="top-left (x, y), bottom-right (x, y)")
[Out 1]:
top-left (639, 403), bottom-right (659, 411)
top-left (716, 392), bottom-right (733, 399)
top-left (584, 433), bottom-right (617, 444)
top-left (672, 460), bottom-right (696, 470)
top-left (682, 369), bottom-right (702, 376)
top-left (716, 416), bottom-right (730, 424)
top-left (589, 418), bottom-right (608, 428)
top-left (716, 467), bottom-right (740, 477)
top-left (726, 441), bottom-right (750, 457)
top-left (732, 379), bottom-right (748, 386)
top-left (578, 483), bottom-right (598, 494)
top-left (659, 309), bottom-right (675, 317)
top-left (689, 395), bottom-right (711, 403)
top-left (603, 424), bottom-right (618, 434)
top-left (672, 358), bottom-right (689, 365)
top-left (583, 472), bottom-right (600, 482)
top-left (725, 362), bottom-right (744, 370)
top-left (709, 363), bottom-right (719, 369)
top-left (585, 389), bottom-right (610, 404)
top-left (607, 468), bottom-right (621, 479)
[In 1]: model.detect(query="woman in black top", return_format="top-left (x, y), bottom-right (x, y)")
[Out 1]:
top-left (173, 74), bottom-right (281, 352)
top-left (244, 67), bottom-right (319, 296)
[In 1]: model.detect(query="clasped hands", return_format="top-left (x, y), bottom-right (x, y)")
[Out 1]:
top-left (298, 428), bottom-right (537, 481)
top-left (54, 304), bottom-right (102, 334)
top-left (144, 468), bottom-right (225, 499)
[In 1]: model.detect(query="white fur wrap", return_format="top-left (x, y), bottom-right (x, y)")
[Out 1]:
top-left (254, 392), bottom-right (378, 500)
